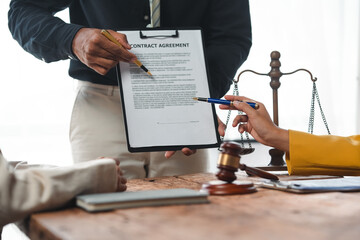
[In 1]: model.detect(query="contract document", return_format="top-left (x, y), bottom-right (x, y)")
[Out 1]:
top-left (117, 29), bottom-right (220, 152)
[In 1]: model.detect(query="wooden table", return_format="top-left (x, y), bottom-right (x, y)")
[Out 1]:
top-left (28, 172), bottom-right (360, 240)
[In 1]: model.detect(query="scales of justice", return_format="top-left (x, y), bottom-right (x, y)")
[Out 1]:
top-left (203, 51), bottom-right (331, 195)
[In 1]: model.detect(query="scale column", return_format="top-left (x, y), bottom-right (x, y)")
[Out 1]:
top-left (268, 51), bottom-right (285, 166)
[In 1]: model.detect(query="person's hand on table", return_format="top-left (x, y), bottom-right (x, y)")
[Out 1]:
top-left (115, 163), bottom-right (127, 192)
top-left (164, 116), bottom-right (226, 159)
top-left (219, 95), bottom-right (289, 152)
top-left (72, 28), bottom-right (137, 75)
top-left (98, 157), bottom-right (127, 192)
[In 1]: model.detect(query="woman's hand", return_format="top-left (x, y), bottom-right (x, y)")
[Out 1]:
top-left (219, 95), bottom-right (289, 152)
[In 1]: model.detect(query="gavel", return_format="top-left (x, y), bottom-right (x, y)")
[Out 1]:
top-left (216, 142), bottom-right (279, 182)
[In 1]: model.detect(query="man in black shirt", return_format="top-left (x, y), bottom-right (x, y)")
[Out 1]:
top-left (8, 0), bottom-right (252, 179)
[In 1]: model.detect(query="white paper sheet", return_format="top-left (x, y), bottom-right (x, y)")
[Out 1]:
top-left (118, 29), bottom-right (219, 151)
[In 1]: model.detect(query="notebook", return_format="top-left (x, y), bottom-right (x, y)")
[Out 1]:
top-left (259, 177), bottom-right (360, 193)
top-left (76, 188), bottom-right (209, 212)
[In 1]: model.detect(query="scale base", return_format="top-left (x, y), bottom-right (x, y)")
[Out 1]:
top-left (202, 180), bottom-right (257, 195)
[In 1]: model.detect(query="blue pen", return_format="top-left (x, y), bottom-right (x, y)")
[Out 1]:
top-left (193, 97), bottom-right (259, 109)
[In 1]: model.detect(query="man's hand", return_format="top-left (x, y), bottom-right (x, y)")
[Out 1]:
top-left (217, 116), bottom-right (226, 137)
top-left (72, 28), bottom-right (137, 75)
top-left (164, 148), bottom-right (197, 159)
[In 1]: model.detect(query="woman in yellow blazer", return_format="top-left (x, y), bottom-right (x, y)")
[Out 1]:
top-left (220, 95), bottom-right (360, 176)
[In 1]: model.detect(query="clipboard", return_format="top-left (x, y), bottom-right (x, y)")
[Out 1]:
top-left (116, 28), bottom-right (221, 152)
top-left (259, 177), bottom-right (360, 193)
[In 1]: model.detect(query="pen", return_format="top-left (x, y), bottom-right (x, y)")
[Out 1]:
top-left (193, 97), bottom-right (259, 109)
top-left (101, 29), bottom-right (152, 76)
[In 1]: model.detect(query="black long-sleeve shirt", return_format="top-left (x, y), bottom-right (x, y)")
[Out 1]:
top-left (8, 0), bottom-right (252, 98)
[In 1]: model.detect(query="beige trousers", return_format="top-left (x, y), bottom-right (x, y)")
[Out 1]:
top-left (69, 81), bottom-right (209, 179)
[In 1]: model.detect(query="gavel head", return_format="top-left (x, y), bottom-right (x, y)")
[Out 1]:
top-left (216, 142), bottom-right (244, 183)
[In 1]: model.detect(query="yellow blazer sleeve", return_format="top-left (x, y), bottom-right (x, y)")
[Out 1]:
top-left (285, 130), bottom-right (360, 176)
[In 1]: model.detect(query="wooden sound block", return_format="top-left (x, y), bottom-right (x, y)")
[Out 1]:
top-left (202, 180), bottom-right (257, 195)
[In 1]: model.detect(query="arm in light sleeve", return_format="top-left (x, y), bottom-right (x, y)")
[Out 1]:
top-left (8, 0), bottom-right (82, 62)
top-left (0, 152), bottom-right (117, 228)
top-left (205, 0), bottom-right (252, 98)
top-left (285, 130), bottom-right (360, 176)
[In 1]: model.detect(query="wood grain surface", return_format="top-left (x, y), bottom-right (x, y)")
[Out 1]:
top-left (28, 172), bottom-right (360, 240)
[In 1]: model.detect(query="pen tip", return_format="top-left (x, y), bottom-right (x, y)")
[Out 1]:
top-left (147, 71), bottom-right (153, 76)
top-left (193, 97), bottom-right (198, 101)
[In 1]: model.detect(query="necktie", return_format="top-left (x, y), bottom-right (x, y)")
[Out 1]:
top-left (151, 0), bottom-right (160, 27)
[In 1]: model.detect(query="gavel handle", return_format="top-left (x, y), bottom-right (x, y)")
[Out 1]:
top-left (239, 163), bottom-right (279, 181)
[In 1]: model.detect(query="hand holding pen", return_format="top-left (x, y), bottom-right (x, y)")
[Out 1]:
top-left (72, 28), bottom-right (138, 75)
top-left (217, 95), bottom-right (289, 151)
top-left (101, 30), bottom-right (152, 76)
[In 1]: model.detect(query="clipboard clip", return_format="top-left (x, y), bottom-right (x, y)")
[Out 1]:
top-left (140, 30), bottom-right (179, 39)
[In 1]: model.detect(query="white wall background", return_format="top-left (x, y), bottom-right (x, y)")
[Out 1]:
top-left (1, 0), bottom-right (359, 239)
top-left (0, 4), bottom-right (74, 167)
top-left (217, 0), bottom-right (360, 140)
